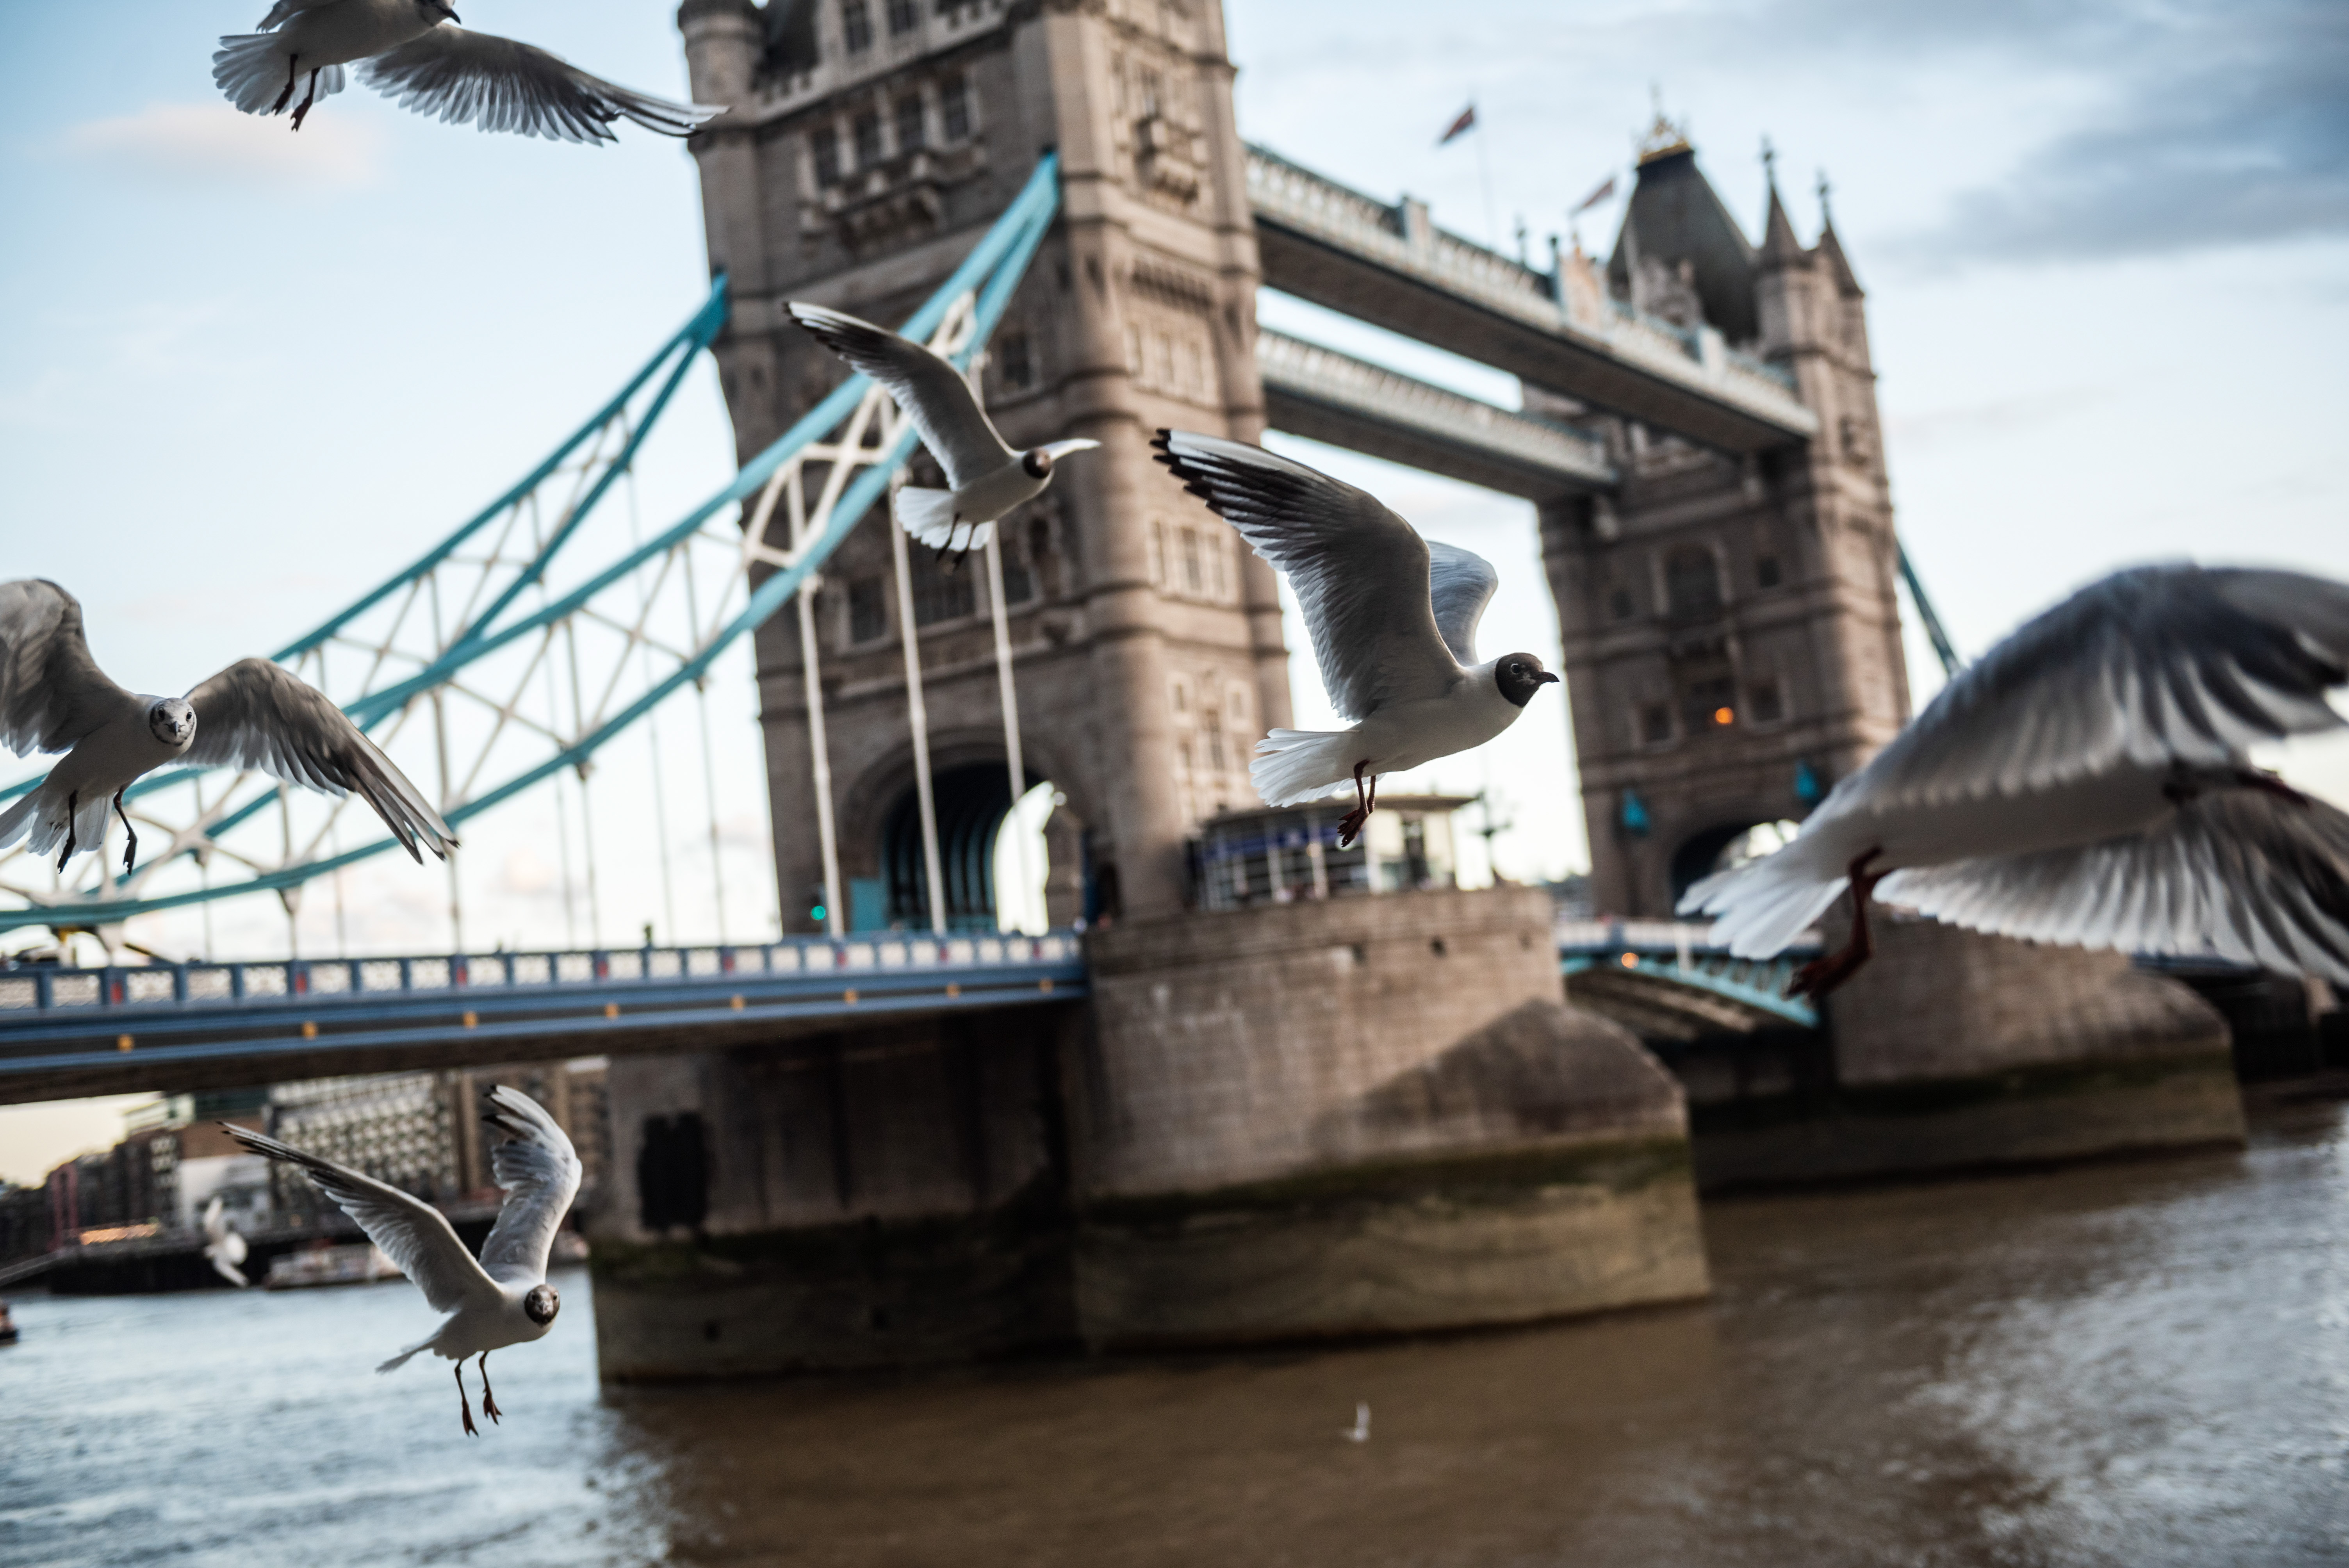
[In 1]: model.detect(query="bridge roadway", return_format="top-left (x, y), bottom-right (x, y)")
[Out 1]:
top-left (0, 933), bottom-right (1085, 1105)
top-left (0, 923), bottom-right (1825, 1105)
top-left (1246, 145), bottom-right (1818, 454)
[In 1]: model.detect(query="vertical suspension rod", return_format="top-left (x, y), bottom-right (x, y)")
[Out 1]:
top-left (889, 474), bottom-right (949, 937)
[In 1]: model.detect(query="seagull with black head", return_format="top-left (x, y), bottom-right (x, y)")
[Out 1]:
top-left (1151, 432), bottom-right (1558, 846)
top-left (227, 1087), bottom-right (581, 1436)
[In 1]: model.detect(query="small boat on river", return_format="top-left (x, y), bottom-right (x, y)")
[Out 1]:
top-left (264, 1244), bottom-right (398, 1290)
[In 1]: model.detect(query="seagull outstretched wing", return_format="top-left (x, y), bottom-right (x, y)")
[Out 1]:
top-left (1427, 543), bottom-right (1498, 667)
top-left (1151, 431), bottom-right (1466, 720)
top-left (475, 1087), bottom-right (583, 1286)
top-left (183, 659), bottom-right (455, 863)
top-left (1816, 564), bottom-right (2349, 826)
top-left (361, 26), bottom-right (724, 144)
top-left (1878, 789), bottom-right (2349, 982)
top-left (0, 579), bottom-right (130, 756)
top-left (225, 1125), bottom-right (501, 1314)
top-left (788, 303), bottom-right (1015, 489)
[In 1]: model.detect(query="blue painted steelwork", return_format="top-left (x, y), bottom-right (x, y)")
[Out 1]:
top-left (0, 930), bottom-right (1085, 1092)
top-left (1557, 918), bottom-right (1821, 1028)
top-left (2, 154), bottom-right (1065, 932)
top-left (1561, 952), bottom-right (1817, 1028)
top-left (1897, 543), bottom-right (1962, 677)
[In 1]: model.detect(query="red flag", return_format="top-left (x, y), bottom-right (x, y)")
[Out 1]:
top-left (1436, 103), bottom-right (1477, 146)
top-left (1570, 175), bottom-right (1617, 214)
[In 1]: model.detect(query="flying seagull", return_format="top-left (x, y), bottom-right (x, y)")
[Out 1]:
top-left (202, 1195), bottom-right (250, 1288)
top-left (1151, 432), bottom-right (1558, 846)
top-left (787, 302), bottom-right (1100, 561)
top-left (0, 579), bottom-right (454, 874)
top-left (226, 1087), bottom-right (581, 1436)
top-left (1681, 563), bottom-right (2349, 997)
top-left (213, 1), bottom-right (724, 140)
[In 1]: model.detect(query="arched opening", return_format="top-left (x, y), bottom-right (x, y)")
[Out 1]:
top-left (1669, 817), bottom-right (1802, 905)
top-left (878, 764), bottom-right (1052, 932)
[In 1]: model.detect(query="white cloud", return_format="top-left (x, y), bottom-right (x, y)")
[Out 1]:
top-left (63, 102), bottom-right (380, 189)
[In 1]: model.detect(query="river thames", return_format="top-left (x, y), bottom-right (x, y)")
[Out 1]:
top-left (4, 1087), bottom-right (2344, 1567)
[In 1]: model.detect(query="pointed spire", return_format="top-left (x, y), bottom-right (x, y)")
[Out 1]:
top-left (1759, 137), bottom-right (1803, 264)
top-left (1814, 168), bottom-right (1862, 294)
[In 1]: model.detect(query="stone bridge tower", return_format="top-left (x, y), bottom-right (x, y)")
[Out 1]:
top-left (1542, 120), bottom-right (1910, 917)
top-left (678, 0), bottom-right (1289, 930)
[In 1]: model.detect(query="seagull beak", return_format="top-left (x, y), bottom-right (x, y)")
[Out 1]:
top-left (1537, 672), bottom-right (1559, 686)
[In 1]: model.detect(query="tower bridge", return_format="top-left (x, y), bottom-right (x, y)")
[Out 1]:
top-left (2, 0), bottom-right (2249, 1366)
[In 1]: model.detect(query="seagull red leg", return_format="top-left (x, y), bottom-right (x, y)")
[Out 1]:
top-left (113, 790), bottom-right (137, 874)
top-left (57, 790), bottom-right (78, 873)
top-left (1787, 848), bottom-right (1888, 1000)
top-left (478, 1352), bottom-right (502, 1425)
top-left (291, 68), bottom-right (321, 132)
top-left (1337, 761), bottom-right (1372, 848)
top-left (456, 1361), bottom-right (478, 1437)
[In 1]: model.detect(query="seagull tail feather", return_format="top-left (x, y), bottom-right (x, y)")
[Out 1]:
top-left (1249, 729), bottom-right (1362, 807)
top-left (212, 34), bottom-right (288, 115)
top-left (895, 486), bottom-right (987, 552)
top-left (1678, 856), bottom-right (1848, 959)
top-left (376, 1335), bottom-right (434, 1375)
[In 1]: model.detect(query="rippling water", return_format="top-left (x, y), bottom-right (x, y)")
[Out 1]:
top-left (6, 1089), bottom-right (2346, 1567)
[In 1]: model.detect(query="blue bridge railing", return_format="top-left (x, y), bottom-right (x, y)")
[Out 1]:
top-left (0, 931), bottom-right (1086, 1092)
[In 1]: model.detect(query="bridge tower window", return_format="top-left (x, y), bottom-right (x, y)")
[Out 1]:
top-left (811, 125), bottom-right (843, 186)
top-left (852, 108), bottom-right (884, 167)
top-left (893, 94), bottom-right (925, 153)
top-left (847, 577), bottom-right (889, 643)
top-left (940, 75), bottom-right (971, 141)
top-left (841, 0), bottom-right (873, 53)
top-left (1609, 586), bottom-right (1636, 621)
top-left (1756, 553), bottom-right (1782, 589)
top-left (886, 0), bottom-right (919, 35)
top-left (1665, 545), bottom-right (1722, 620)
top-left (1748, 681), bottom-right (1784, 724)
top-left (1640, 703), bottom-right (1672, 745)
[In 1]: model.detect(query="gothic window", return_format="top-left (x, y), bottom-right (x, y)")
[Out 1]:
top-left (1140, 69), bottom-right (1163, 118)
top-left (1756, 553), bottom-right (1781, 590)
top-left (995, 329), bottom-right (1032, 392)
top-left (910, 549), bottom-right (975, 626)
top-left (893, 94), bottom-right (924, 152)
top-left (841, 0), bottom-right (873, 53)
top-left (1000, 533), bottom-right (1036, 605)
top-left (847, 577), bottom-right (888, 643)
top-left (1608, 586), bottom-right (1636, 621)
top-left (1748, 681), bottom-right (1784, 724)
top-left (1640, 703), bottom-right (1672, 745)
top-left (1027, 517), bottom-right (1055, 597)
top-left (851, 109), bottom-right (883, 167)
top-left (811, 125), bottom-right (842, 186)
top-left (940, 75), bottom-right (971, 141)
top-left (1664, 545), bottom-right (1722, 620)
top-left (886, 0), bottom-right (918, 34)
top-left (1179, 525), bottom-right (1203, 594)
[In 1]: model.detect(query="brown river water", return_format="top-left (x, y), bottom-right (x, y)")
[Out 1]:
top-left (5, 1086), bottom-right (2344, 1567)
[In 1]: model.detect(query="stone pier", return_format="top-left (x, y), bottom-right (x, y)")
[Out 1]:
top-left (1687, 911), bottom-right (2245, 1189)
top-left (1074, 886), bottom-right (1708, 1347)
top-left (588, 887), bottom-right (1709, 1377)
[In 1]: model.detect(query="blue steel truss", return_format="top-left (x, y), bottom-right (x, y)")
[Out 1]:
top-left (0, 154), bottom-right (1064, 933)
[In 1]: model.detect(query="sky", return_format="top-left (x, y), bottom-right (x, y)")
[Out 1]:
top-left (2, 0), bottom-right (2347, 1178)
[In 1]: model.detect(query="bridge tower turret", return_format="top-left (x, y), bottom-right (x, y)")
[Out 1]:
top-left (1543, 119), bottom-right (1909, 917)
top-left (677, 0), bottom-right (1288, 930)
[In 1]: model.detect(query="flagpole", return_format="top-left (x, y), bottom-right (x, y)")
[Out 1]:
top-left (1473, 97), bottom-right (1499, 249)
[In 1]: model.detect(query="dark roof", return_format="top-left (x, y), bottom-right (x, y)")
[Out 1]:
top-left (1605, 148), bottom-right (1760, 345)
